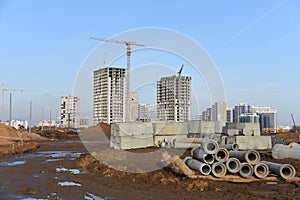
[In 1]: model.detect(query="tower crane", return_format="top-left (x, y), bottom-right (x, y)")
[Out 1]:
top-left (291, 113), bottom-right (297, 133)
top-left (1, 83), bottom-right (25, 122)
top-left (90, 37), bottom-right (146, 121)
top-left (178, 64), bottom-right (184, 76)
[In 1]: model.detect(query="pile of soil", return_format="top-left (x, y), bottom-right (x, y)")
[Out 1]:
top-left (0, 123), bottom-right (40, 156)
top-left (77, 150), bottom-right (300, 199)
top-left (79, 122), bottom-right (111, 140)
top-left (273, 132), bottom-right (300, 143)
top-left (35, 129), bottom-right (79, 140)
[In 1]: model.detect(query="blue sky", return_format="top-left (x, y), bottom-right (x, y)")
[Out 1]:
top-left (0, 0), bottom-right (299, 125)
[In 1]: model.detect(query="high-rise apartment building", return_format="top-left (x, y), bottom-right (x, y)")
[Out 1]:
top-left (233, 102), bottom-right (253, 122)
top-left (93, 67), bottom-right (127, 124)
top-left (252, 106), bottom-right (277, 133)
top-left (60, 96), bottom-right (80, 128)
top-left (239, 113), bottom-right (260, 123)
top-left (226, 108), bottom-right (233, 123)
top-left (138, 103), bottom-right (157, 121)
top-left (212, 102), bottom-right (227, 122)
top-left (157, 74), bottom-right (191, 122)
top-left (202, 108), bottom-right (212, 121)
top-left (230, 104), bottom-right (277, 133)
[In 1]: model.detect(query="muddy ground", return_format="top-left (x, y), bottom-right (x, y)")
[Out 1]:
top-left (0, 126), bottom-right (299, 199)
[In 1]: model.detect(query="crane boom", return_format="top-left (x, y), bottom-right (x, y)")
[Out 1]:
top-left (90, 37), bottom-right (145, 47)
top-left (1, 83), bottom-right (25, 122)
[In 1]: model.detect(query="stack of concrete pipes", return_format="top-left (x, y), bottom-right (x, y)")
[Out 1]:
top-left (184, 139), bottom-right (296, 180)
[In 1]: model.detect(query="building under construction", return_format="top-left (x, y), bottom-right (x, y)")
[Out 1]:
top-left (93, 67), bottom-right (127, 124)
top-left (157, 66), bottom-right (191, 122)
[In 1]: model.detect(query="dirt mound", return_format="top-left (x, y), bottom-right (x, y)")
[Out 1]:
top-left (274, 132), bottom-right (300, 143)
top-left (79, 123), bottom-right (111, 140)
top-left (0, 123), bottom-right (23, 143)
top-left (35, 129), bottom-right (79, 140)
top-left (77, 151), bottom-right (300, 198)
top-left (0, 123), bottom-right (40, 156)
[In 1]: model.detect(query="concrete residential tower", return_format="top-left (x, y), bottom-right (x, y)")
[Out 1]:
top-left (157, 71), bottom-right (191, 122)
top-left (60, 96), bottom-right (80, 128)
top-left (93, 67), bottom-right (127, 124)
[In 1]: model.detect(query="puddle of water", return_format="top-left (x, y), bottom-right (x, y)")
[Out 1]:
top-left (4, 194), bottom-right (47, 200)
top-left (81, 141), bottom-right (108, 144)
top-left (56, 167), bottom-right (81, 175)
top-left (33, 174), bottom-right (40, 178)
top-left (58, 181), bottom-right (82, 187)
top-left (0, 160), bottom-right (26, 167)
top-left (38, 151), bottom-right (81, 158)
top-left (20, 151), bottom-right (81, 159)
top-left (45, 158), bottom-right (63, 162)
top-left (84, 192), bottom-right (115, 200)
top-left (84, 192), bottom-right (105, 200)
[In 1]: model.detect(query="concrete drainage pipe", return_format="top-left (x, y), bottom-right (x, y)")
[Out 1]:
top-left (226, 157), bottom-right (241, 174)
top-left (230, 150), bottom-right (260, 165)
top-left (211, 162), bottom-right (227, 178)
top-left (262, 161), bottom-right (296, 180)
top-left (215, 147), bottom-right (230, 163)
top-left (201, 139), bottom-right (219, 155)
top-left (191, 147), bottom-right (215, 164)
top-left (253, 162), bottom-right (269, 179)
top-left (184, 157), bottom-right (211, 176)
top-left (219, 143), bottom-right (239, 151)
top-left (239, 163), bottom-right (253, 178)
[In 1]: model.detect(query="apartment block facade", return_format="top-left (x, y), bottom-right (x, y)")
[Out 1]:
top-left (60, 96), bottom-right (80, 128)
top-left (157, 75), bottom-right (191, 122)
top-left (93, 67), bottom-right (127, 124)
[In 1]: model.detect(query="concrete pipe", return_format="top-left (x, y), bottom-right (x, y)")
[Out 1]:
top-left (262, 161), bottom-right (296, 180)
top-left (226, 158), bottom-right (241, 174)
top-left (239, 163), bottom-right (253, 178)
top-left (219, 143), bottom-right (239, 151)
top-left (215, 147), bottom-right (230, 163)
top-left (272, 143), bottom-right (300, 160)
top-left (191, 147), bottom-right (215, 164)
top-left (183, 157), bottom-right (211, 176)
top-left (254, 162), bottom-right (269, 179)
top-left (229, 150), bottom-right (260, 165)
top-left (211, 162), bottom-right (227, 178)
top-left (201, 139), bottom-right (219, 154)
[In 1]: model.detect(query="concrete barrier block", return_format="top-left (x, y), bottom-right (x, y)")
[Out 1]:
top-left (227, 129), bottom-right (240, 136)
top-left (111, 135), bottom-right (153, 150)
top-left (111, 122), bottom-right (153, 137)
top-left (236, 136), bottom-right (272, 150)
top-left (153, 122), bottom-right (188, 136)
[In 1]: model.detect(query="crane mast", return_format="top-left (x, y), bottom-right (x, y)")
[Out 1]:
top-left (291, 113), bottom-right (297, 133)
top-left (1, 83), bottom-right (24, 122)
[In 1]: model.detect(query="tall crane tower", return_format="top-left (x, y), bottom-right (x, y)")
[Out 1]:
top-left (90, 37), bottom-right (146, 121)
top-left (291, 113), bottom-right (297, 133)
top-left (1, 83), bottom-right (25, 122)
